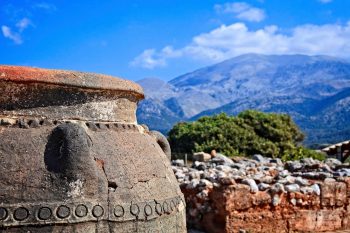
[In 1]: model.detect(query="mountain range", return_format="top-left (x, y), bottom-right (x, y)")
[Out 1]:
top-left (136, 54), bottom-right (350, 146)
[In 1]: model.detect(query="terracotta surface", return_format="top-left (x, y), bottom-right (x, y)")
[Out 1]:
top-left (0, 65), bottom-right (144, 96)
top-left (0, 66), bottom-right (186, 232)
top-left (0, 66), bottom-right (145, 122)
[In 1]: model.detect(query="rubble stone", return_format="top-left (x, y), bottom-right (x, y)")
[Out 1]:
top-left (173, 154), bottom-right (350, 232)
top-left (193, 152), bottom-right (211, 162)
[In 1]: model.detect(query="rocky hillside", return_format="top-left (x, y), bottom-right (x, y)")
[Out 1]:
top-left (137, 54), bottom-right (350, 145)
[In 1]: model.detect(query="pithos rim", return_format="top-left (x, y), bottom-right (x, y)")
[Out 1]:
top-left (0, 65), bottom-right (144, 99)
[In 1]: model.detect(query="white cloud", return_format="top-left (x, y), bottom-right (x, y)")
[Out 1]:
top-left (1, 25), bottom-right (22, 44)
top-left (215, 2), bottom-right (266, 22)
top-left (33, 2), bottom-right (57, 11)
top-left (2, 18), bottom-right (33, 44)
top-left (132, 21), bottom-right (350, 69)
top-left (131, 49), bottom-right (166, 69)
top-left (131, 46), bottom-right (182, 69)
top-left (1, 2), bottom-right (55, 44)
top-left (16, 18), bottom-right (32, 32)
top-left (319, 0), bottom-right (333, 3)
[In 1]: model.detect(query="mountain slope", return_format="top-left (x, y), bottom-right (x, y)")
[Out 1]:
top-left (137, 54), bottom-right (350, 145)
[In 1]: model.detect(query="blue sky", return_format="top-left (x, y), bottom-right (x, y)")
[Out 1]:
top-left (1, 0), bottom-right (350, 81)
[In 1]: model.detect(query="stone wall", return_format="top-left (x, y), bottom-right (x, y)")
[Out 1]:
top-left (172, 155), bottom-right (350, 232)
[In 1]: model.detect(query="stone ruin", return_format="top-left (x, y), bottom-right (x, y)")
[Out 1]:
top-left (172, 154), bottom-right (350, 233)
top-left (3, 65), bottom-right (350, 233)
top-left (0, 65), bottom-right (186, 232)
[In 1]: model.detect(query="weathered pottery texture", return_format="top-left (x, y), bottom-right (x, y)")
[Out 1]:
top-left (0, 66), bottom-right (186, 232)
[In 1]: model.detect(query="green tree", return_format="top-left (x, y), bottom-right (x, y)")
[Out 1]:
top-left (168, 110), bottom-right (325, 160)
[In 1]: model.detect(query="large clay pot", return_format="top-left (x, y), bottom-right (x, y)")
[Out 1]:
top-left (0, 66), bottom-right (186, 232)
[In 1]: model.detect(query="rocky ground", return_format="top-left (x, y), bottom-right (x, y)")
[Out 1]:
top-left (172, 154), bottom-right (350, 232)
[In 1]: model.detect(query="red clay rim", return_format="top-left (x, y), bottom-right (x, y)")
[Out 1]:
top-left (0, 65), bottom-right (144, 98)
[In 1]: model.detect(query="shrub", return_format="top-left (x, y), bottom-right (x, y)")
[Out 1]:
top-left (281, 147), bottom-right (325, 161)
top-left (168, 110), bottom-right (324, 160)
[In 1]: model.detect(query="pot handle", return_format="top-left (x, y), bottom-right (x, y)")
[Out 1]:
top-left (44, 123), bottom-right (108, 198)
top-left (149, 130), bottom-right (171, 161)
